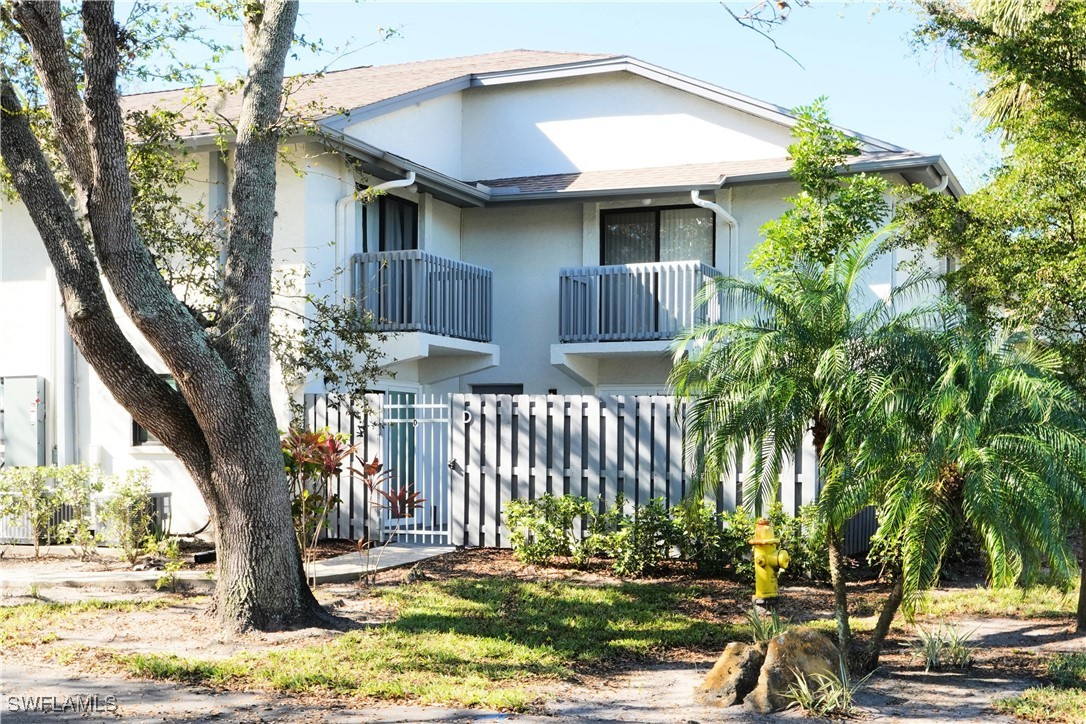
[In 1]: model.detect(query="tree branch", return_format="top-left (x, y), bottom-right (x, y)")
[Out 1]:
top-left (78, 1), bottom-right (238, 422)
top-left (0, 79), bottom-right (215, 503)
top-left (721, 1), bottom-right (806, 70)
top-left (219, 0), bottom-right (299, 393)
top-left (9, 1), bottom-right (95, 199)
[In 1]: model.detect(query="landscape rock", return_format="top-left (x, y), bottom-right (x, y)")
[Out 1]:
top-left (693, 640), bottom-right (767, 707)
top-left (746, 628), bottom-right (840, 714)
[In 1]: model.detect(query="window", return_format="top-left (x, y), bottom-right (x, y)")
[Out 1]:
top-left (470, 384), bottom-right (524, 395)
top-left (133, 375), bottom-right (176, 446)
top-left (601, 206), bottom-right (714, 266)
top-left (359, 193), bottom-right (418, 253)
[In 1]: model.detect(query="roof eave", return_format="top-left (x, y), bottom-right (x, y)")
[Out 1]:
top-left (720, 154), bottom-right (966, 198)
top-left (317, 125), bottom-right (491, 207)
top-left (486, 181), bottom-right (722, 205)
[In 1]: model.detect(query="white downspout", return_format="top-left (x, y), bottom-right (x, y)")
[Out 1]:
top-left (690, 189), bottom-right (738, 275)
top-left (369, 170), bottom-right (416, 196)
top-left (334, 193), bottom-right (354, 300)
top-left (930, 174), bottom-right (950, 275)
top-left (334, 170), bottom-right (417, 296)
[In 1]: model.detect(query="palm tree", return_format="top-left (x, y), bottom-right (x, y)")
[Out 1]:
top-left (860, 314), bottom-right (1086, 669)
top-left (670, 236), bottom-right (934, 659)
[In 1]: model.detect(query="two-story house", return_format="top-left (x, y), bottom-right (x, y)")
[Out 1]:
top-left (0, 50), bottom-right (961, 535)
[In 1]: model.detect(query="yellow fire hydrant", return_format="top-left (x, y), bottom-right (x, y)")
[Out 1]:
top-left (750, 518), bottom-right (790, 603)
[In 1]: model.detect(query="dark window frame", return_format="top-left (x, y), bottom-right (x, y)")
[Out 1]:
top-left (599, 204), bottom-right (716, 266)
top-left (470, 384), bottom-right (525, 395)
top-left (359, 190), bottom-right (419, 253)
top-left (133, 375), bottom-right (176, 446)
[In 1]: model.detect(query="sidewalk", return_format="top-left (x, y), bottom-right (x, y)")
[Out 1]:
top-left (0, 543), bottom-right (454, 595)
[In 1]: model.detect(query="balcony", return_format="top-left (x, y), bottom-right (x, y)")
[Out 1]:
top-left (558, 260), bottom-right (723, 343)
top-left (351, 250), bottom-right (493, 343)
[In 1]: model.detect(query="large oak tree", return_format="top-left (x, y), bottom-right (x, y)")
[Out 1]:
top-left (0, 0), bottom-right (333, 631)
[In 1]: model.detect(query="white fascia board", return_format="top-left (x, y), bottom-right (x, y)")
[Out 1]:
top-left (719, 154), bottom-right (966, 198)
top-left (488, 182), bottom-right (723, 205)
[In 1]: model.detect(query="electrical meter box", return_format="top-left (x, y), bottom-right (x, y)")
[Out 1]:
top-left (1, 376), bottom-right (47, 467)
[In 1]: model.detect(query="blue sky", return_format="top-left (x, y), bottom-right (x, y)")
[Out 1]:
top-left (168, 1), bottom-right (1001, 191)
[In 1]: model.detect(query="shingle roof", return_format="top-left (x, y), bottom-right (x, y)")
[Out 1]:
top-left (478, 152), bottom-right (928, 196)
top-left (121, 50), bottom-right (615, 135)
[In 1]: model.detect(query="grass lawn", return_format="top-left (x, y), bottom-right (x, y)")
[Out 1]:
top-left (920, 584), bottom-right (1078, 620)
top-left (996, 653), bottom-right (1086, 723)
top-left (5, 577), bottom-right (741, 712)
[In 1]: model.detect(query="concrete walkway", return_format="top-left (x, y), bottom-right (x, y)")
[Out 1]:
top-left (0, 543), bottom-right (453, 595)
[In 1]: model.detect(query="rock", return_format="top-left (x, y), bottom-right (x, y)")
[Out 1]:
top-left (746, 628), bottom-right (840, 714)
top-left (693, 641), bottom-right (767, 707)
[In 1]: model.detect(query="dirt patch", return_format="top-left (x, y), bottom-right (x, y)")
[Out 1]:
top-left (2, 548), bottom-right (1083, 722)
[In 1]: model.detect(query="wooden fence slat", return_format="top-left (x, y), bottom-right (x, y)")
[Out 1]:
top-left (497, 396), bottom-right (514, 546)
top-left (666, 398), bottom-right (684, 509)
top-left (651, 395), bottom-right (669, 502)
top-left (483, 395), bottom-right (501, 547)
top-left (601, 396), bottom-right (619, 513)
top-left (636, 397), bottom-right (653, 507)
top-left (450, 395), bottom-right (466, 545)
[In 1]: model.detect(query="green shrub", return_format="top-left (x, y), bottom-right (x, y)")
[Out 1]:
top-left (769, 503), bottom-right (829, 582)
top-left (720, 506), bottom-right (758, 578)
top-left (746, 604), bottom-right (789, 643)
top-left (0, 467), bottom-right (58, 556)
top-left (787, 655), bottom-right (872, 717)
top-left (502, 494), bottom-right (828, 581)
top-left (53, 464), bottom-right (103, 559)
top-left (98, 468), bottom-right (154, 564)
top-left (910, 624), bottom-right (976, 671)
top-left (1047, 653), bottom-right (1086, 690)
top-left (671, 500), bottom-right (727, 575)
top-left (603, 497), bottom-right (676, 578)
top-left (504, 494), bottom-right (595, 565)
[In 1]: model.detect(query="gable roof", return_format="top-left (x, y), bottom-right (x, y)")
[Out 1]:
top-left (120, 49), bottom-right (962, 200)
top-left (121, 50), bottom-right (614, 137)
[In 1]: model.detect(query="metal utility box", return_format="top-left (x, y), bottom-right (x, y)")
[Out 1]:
top-left (1, 376), bottom-right (47, 467)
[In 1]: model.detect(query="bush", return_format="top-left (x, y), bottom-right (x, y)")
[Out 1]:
top-left (0, 467), bottom-right (58, 556)
top-left (502, 494), bottom-right (829, 581)
top-left (98, 468), bottom-right (154, 564)
top-left (769, 503), bottom-right (829, 582)
top-left (53, 464), bottom-right (103, 559)
top-left (910, 624), bottom-right (976, 671)
top-left (603, 497), bottom-right (676, 577)
top-left (504, 494), bottom-right (594, 565)
top-left (671, 500), bottom-right (728, 575)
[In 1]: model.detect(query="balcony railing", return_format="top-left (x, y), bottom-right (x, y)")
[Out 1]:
top-left (559, 260), bottom-right (723, 343)
top-left (351, 250), bottom-right (493, 343)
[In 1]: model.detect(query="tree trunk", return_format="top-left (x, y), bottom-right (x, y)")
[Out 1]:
top-left (859, 570), bottom-right (904, 673)
top-left (209, 461), bottom-right (326, 631)
top-left (826, 523), bottom-right (853, 664)
top-left (1078, 522), bottom-right (1086, 633)
top-left (1, 1), bottom-right (325, 633)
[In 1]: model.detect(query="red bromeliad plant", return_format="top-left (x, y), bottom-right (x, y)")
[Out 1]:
top-left (353, 455), bottom-right (425, 583)
top-left (356, 456), bottom-right (425, 521)
top-left (282, 427), bottom-right (355, 582)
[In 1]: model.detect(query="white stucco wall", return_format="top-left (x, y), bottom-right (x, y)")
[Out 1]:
top-left (460, 203), bottom-right (586, 394)
top-left (461, 73), bottom-right (794, 180)
top-left (344, 92), bottom-right (464, 179)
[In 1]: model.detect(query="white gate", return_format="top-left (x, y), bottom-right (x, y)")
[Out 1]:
top-left (380, 392), bottom-right (450, 545)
